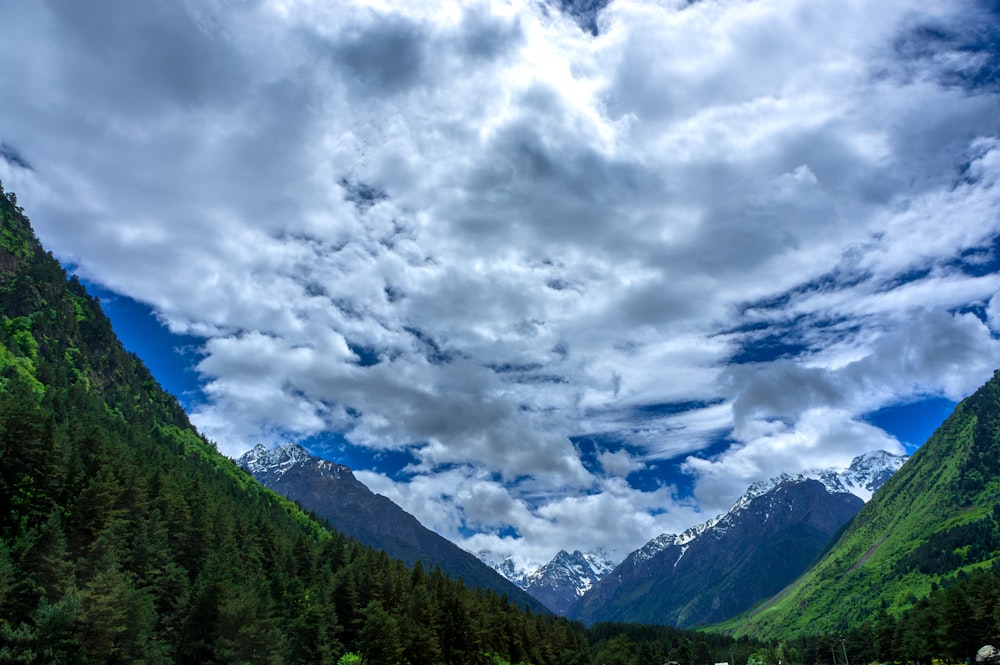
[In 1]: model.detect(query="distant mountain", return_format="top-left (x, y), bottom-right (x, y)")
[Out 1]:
top-left (238, 443), bottom-right (548, 613)
top-left (523, 550), bottom-right (616, 615)
top-left (476, 548), bottom-right (619, 613)
top-left (569, 451), bottom-right (906, 628)
top-left (734, 373), bottom-right (1000, 638)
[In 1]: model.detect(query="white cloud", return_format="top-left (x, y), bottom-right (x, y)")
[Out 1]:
top-left (598, 449), bottom-right (645, 476)
top-left (693, 308), bottom-right (1000, 512)
top-left (2, 0), bottom-right (1000, 566)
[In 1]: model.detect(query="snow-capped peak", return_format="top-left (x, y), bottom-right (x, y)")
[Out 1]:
top-left (476, 550), bottom-right (533, 589)
top-left (525, 550), bottom-right (615, 597)
top-left (831, 449), bottom-right (909, 501)
top-left (237, 443), bottom-right (312, 477)
top-left (582, 551), bottom-right (617, 578)
top-left (732, 450), bottom-right (907, 511)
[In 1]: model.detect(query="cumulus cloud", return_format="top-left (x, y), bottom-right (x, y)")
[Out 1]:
top-left (2, 0), bottom-right (1000, 565)
top-left (598, 449), bottom-right (645, 476)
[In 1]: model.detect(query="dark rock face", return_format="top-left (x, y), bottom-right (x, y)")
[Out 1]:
top-left (570, 479), bottom-right (864, 627)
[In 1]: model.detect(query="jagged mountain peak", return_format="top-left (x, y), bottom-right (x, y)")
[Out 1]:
top-left (476, 547), bottom-right (619, 615)
top-left (834, 449), bottom-right (909, 501)
top-left (571, 476), bottom-right (866, 627)
top-left (529, 550), bottom-right (616, 582)
top-left (732, 450), bottom-right (908, 512)
top-left (581, 550), bottom-right (618, 577)
top-left (237, 443), bottom-right (352, 481)
top-left (571, 450), bottom-right (907, 627)
top-left (476, 551), bottom-right (533, 589)
top-left (238, 445), bottom-right (548, 613)
top-left (522, 549), bottom-right (618, 615)
top-left (240, 442), bottom-right (309, 471)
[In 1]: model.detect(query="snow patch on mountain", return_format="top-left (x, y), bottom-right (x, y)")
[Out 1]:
top-left (514, 549), bottom-right (619, 614)
top-left (237, 442), bottom-right (353, 482)
top-left (476, 551), bottom-right (533, 589)
top-left (732, 449), bottom-right (907, 511)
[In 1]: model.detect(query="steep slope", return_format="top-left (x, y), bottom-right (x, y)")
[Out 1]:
top-left (0, 183), bottom-right (587, 664)
top-left (238, 443), bottom-right (548, 613)
top-left (732, 372), bottom-right (1000, 638)
top-left (522, 550), bottom-right (616, 615)
top-left (570, 478), bottom-right (864, 627)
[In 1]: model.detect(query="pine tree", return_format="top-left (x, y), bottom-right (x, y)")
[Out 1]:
top-left (358, 599), bottom-right (404, 665)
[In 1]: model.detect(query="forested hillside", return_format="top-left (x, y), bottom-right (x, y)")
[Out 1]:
top-left (780, 566), bottom-right (1000, 665)
top-left (6, 174), bottom-right (1000, 664)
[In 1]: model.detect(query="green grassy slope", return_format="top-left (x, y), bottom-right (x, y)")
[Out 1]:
top-left (729, 372), bottom-right (1000, 639)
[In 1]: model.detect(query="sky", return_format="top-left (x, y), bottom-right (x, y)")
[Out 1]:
top-left (2, 0), bottom-right (1000, 572)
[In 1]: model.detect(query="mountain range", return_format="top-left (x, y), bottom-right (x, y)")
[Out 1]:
top-left (522, 550), bottom-right (617, 616)
top-left (568, 450), bottom-right (907, 627)
top-left (239, 439), bottom-right (904, 623)
top-left (237, 443), bottom-right (548, 613)
top-left (470, 451), bottom-right (906, 621)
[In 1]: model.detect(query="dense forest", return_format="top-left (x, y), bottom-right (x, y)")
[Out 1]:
top-left (3, 179), bottom-right (1000, 663)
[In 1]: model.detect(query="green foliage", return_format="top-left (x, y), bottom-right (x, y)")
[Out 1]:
top-left (0, 316), bottom-right (44, 396)
top-left (586, 622), bottom-right (756, 665)
top-left (337, 653), bottom-right (363, 665)
top-left (893, 517), bottom-right (1000, 576)
top-left (0, 185), bottom-right (34, 260)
